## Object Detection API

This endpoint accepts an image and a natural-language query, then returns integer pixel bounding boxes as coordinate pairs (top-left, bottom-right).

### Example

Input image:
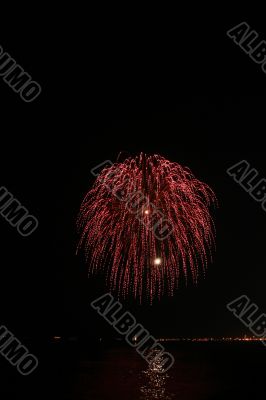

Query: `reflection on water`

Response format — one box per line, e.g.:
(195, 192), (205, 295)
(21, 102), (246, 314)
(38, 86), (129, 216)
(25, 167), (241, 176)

(69, 343), (266, 399)
(139, 353), (174, 399)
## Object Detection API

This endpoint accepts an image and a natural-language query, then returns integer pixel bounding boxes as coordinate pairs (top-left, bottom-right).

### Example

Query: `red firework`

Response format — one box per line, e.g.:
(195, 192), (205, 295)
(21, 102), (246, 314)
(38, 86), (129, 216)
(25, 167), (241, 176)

(77, 153), (217, 303)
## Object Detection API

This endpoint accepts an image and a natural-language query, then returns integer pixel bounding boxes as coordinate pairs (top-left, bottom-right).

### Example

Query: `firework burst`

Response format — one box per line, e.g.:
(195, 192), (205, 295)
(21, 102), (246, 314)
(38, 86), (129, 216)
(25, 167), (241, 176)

(77, 153), (217, 303)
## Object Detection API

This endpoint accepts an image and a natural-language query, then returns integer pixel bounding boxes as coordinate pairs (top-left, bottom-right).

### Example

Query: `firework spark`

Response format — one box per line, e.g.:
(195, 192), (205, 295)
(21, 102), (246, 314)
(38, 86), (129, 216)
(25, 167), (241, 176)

(77, 153), (217, 303)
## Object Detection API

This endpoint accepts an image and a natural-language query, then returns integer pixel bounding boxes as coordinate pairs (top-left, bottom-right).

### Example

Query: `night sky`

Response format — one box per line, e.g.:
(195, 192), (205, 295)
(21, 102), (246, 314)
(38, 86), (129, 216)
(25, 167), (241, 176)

(1, 16), (266, 345)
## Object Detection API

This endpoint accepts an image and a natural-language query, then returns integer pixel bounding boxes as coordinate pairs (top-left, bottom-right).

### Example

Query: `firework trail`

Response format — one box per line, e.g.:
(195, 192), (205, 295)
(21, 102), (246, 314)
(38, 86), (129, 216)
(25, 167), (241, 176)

(77, 153), (217, 303)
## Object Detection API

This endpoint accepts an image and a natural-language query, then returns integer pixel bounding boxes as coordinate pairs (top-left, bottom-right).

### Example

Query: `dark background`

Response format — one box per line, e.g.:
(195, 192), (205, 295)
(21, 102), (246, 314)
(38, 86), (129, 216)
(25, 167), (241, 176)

(0, 13), (266, 399)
